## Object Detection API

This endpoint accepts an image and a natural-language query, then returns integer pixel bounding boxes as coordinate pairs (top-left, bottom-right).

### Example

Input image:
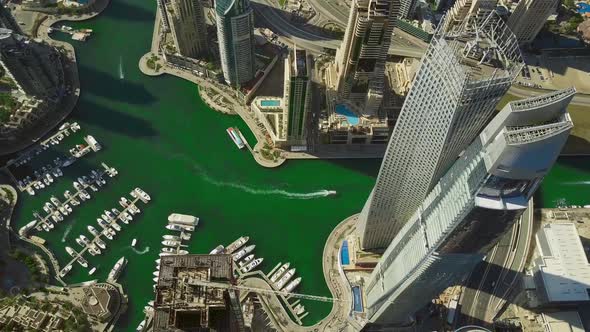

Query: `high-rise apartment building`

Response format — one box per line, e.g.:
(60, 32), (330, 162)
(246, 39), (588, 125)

(335, 0), (398, 116)
(166, 0), (208, 58)
(399, 0), (416, 19)
(449, 0), (497, 24)
(507, 0), (558, 44)
(215, 0), (256, 86)
(364, 88), (575, 328)
(284, 48), (312, 146)
(357, 13), (523, 249)
(156, 0), (170, 33)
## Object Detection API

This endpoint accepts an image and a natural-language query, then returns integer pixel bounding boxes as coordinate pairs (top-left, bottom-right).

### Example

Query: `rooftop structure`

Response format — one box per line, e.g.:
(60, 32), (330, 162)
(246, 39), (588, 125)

(153, 254), (244, 331)
(356, 12), (523, 250)
(363, 88), (574, 327)
(542, 311), (585, 332)
(533, 223), (590, 304)
(283, 47), (311, 146)
(449, 0), (498, 25)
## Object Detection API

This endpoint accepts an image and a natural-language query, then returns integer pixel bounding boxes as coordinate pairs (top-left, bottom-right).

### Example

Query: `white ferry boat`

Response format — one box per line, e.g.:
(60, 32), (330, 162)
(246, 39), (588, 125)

(108, 257), (127, 282)
(226, 127), (245, 149)
(270, 263), (290, 283)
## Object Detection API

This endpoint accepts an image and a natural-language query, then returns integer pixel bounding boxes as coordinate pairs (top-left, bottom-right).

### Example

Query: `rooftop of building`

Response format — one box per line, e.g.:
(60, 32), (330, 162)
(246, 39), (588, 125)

(535, 223), (590, 303)
(542, 311), (585, 332)
(290, 48), (307, 78)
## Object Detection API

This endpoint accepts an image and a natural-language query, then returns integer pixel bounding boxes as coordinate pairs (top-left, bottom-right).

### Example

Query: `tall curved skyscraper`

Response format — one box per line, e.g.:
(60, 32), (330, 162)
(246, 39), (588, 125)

(215, 0), (256, 86)
(357, 13), (524, 249)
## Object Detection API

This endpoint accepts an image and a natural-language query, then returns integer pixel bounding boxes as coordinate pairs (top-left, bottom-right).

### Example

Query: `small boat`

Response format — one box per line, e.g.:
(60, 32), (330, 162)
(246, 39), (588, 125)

(77, 257), (88, 268)
(239, 254), (255, 267)
(73, 181), (82, 191)
(105, 210), (115, 220)
(79, 235), (90, 246)
(131, 238), (137, 247)
(241, 258), (263, 273)
(89, 184), (98, 192)
(166, 224), (194, 232)
(163, 235), (180, 241)
(111, 208), (120, 216)
(110, 222), (121, 232)
(270, 263), (290, 283)
(180, 232), (191, 241)
(70, 198), (80, 206)
(42, 223), (50, 232)
(108, 257), (127, 282)
(88, 267), (97, 275)
(101, 213), (110, 221)
(50, 196), (60, 206)
(65, 246), (77, 257)
(58, 206), (68, 216)
(102, 230), (114, 240)
(119, 197), (129, 208)
(162, 240), (181, 247)
(64, 204), (72, 213)
(88, 225), (100, 237)
(97, 218), (109, 229)
(26, 187), (35, 196)
(107, 228), (116, 238)
(283, 277), (302, 292)
(135, 187), (151, 201)
(153, 277), (159, 283)
(76, 238), (85, 247)
(136, 319), (146, 332)
(95, 238), (106, 249)
(153, 271), (159, 277)
(294, 304), (305, 315)
(159, 252), (174, 257)
(59, 265), (72, 278)
(232, 245), (255, 261)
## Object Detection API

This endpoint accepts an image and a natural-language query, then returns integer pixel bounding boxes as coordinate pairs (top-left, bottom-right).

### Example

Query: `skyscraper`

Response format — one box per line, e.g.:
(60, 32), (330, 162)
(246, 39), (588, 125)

(449, 0), (497, 24)
(364, 87), (575, 328)
(507, 0), (558, 44)
(166, 0), (207, 58)
(357, 13), (523, 249)
(156, 0), (170, 33)
(399, 0), (416, 19)
(215, 0), (256, 86)
(284, 47), (312, 146)
(335, 0), (398, 116)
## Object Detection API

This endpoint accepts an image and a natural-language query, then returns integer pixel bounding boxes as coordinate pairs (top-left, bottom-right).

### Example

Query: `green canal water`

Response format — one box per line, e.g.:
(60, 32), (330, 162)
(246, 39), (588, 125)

(8, 0), (589, 330)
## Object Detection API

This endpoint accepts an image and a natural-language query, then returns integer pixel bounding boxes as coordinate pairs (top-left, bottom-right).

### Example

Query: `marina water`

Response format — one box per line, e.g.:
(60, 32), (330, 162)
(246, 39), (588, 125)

(8, 0), (586, 330)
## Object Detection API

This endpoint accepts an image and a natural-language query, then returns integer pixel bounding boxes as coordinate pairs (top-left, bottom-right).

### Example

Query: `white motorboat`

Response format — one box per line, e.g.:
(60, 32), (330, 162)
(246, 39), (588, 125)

(95, 238), (107, 250)
(110, 222), (121, 232)
(166, 223), (194, 232)
(88, 225), (100, 237)
(241, 258), (263, 273)
(270, 263), (290, 283)
(283, 277), (302, 292)
(97, 218), (109, 229)
(162, 235), (180, 241)
(275, 268), (296, 289)
(232, 245), (255, 261)
(108, 257), (127, 282)
(135, 187), (151, 201)
(239, 254), (254, 267)
(131, 238), (137, 247)
(59, 265), (72, 278)
(162, 240), (181, 247)
(88, 267), (97, 275)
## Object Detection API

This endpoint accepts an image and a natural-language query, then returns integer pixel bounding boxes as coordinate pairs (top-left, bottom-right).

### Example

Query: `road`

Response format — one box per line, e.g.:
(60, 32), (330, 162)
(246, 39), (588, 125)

(458, 200), (534, 327)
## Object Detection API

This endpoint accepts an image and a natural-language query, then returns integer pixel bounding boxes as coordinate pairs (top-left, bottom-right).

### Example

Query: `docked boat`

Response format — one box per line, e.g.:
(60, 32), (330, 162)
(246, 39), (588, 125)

(131, 238), (137, 247)
(65, 246), (77, 257)
(110, 222), (121, 232)
(136, 319), (146, 332)
(106, 228), (116, 239)
(89, 184), (98, 192)
(239, 254), (255, 267)
(159, 252), (174, 257)
(210, 245), (225, 255)
(50, 196), (60, 207)
(88, 225), (100, 237)
(111, 208), (121, 216)
(76, 238), (86, 247)
(64, 204), (72, 213)
(162, 240), (181, 247)
(97, 218), (109, 229)
(225, 236), (249, 254)
(88, 244), (101, 256)
(58, 206), (68, 216)
(294, 304), (305, 315)
(135, 187), (151, 201)
(166, 223), (194, 232)
(88, 267), (97, 275)
(180, 232), (191, 241)
(163, 235), (180, 241)
(283, 277), (302, 292)
(129, 205), (140, 214)
(73, 181), (82, 191)
(119, 197), (129, 208)
(108, 257), (127, 282)
(41, 223), (50, 232)
(95, 238), (106, 250)
(59, 265), (72, 278)
(101, 213), (110, 222)
(79, 235), (90, 246)
(103, 230), (114, 240)
(77, 257), (88, 268)
(227, 127), (245, 149)
(241, 258), (263, 273)
(232, 245), (255, 261)
(275, 268), (296, 289)
(105, 210), (115, 220)
(167, 213), (198, 226)
(270, 263), (290, 283)
(26, 187), (35, 196)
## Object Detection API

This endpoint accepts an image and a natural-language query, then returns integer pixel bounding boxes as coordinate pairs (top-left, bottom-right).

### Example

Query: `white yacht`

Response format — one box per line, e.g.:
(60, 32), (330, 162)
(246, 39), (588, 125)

(108, 257), (127, 282)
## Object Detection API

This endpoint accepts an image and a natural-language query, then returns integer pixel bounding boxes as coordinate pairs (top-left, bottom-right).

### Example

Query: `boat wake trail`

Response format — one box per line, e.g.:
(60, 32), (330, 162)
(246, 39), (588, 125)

(202, 174), (336, 199)
(118, 56), (125, 80)
(61, 220), (75, 242)
(132, 246), (150, 255)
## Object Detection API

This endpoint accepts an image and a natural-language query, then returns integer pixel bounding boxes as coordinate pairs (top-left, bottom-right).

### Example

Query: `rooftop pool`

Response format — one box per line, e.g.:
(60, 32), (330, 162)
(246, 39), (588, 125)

(260, 99), (281, 107)
(335, 104), (359, 126)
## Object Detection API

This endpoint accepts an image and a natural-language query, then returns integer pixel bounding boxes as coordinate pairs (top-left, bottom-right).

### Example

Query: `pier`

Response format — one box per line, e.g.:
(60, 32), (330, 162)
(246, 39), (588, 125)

(60, 192), (146, 276)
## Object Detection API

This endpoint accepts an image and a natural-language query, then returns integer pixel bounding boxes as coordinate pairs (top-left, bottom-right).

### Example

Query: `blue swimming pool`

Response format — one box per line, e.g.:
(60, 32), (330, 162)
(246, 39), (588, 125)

(578, 3), (590, 14)
(335, 104), (359, 126)
(341, 240), (350, 265)
(260, 99), (281, 107)
(352, 286), (363, 312)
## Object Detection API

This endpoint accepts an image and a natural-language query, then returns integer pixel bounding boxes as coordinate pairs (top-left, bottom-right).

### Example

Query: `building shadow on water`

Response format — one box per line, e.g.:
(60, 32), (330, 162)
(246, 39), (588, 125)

(104, 0), (155, 23)
(73, 100), (159, 138)
(77, 64), (157, 106)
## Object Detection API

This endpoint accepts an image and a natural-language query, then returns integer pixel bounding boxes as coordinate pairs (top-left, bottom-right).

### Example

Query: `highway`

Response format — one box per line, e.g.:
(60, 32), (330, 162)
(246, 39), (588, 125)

(457, 200), (534, 327)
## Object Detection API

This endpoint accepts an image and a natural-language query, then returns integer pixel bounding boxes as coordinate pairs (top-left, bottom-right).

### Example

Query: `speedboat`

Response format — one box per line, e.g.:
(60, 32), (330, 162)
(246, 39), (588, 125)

(79, 235), (90, 246)
(88, 267), (97, 275)
(77, 257), (88, 268)
(42, 223), (50, 232)
(153, 271), (160, 277)
(111, 208), (120, 216)
(239, 254), (254, 267)
(270, 263), (290, 283)
(166, 224), (194, 232)
(159, 252), (174, 257)
(88, 225), (100, 237)
(130, 190), (137, 199)
(136, 319), (146, 332)
(70, 198), (80, 206)
(27, 187), (35, 196)
(97, 218), (109, 229)
(59, 264), (72, 278)
(283, 277), (302, 292)
(105, 210), (115, 220)
(101, 213), (110, 221)
(65, 204), (72, 213)
(119, 197), (129, 208)
(110, 222), (121, 232)
(294, 304), (305, 315)
(107, 228), (116, 238)
(64, 190), (72, 198)
(95, 238), (106, 250)
(59, 206), (68, 216)
(73, 181), (82, 191)
(162, 240), (181, 247)
(241, 258), (263, 273)
(135, 187), (151, 201)
(65, 246), (77, 257)
(50, 196), (60, 207)
(180, 232), (191, 241)
(88, 246), (100, 256)
(89, 184), (98, 192)
(102, 230), (114, 240)
(131, 238), (137, 247)
(76, 237), (85, 247)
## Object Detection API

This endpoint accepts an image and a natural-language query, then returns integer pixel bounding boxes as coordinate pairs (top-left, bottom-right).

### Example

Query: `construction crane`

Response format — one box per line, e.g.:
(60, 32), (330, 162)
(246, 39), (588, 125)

(172, 277), (341, 303)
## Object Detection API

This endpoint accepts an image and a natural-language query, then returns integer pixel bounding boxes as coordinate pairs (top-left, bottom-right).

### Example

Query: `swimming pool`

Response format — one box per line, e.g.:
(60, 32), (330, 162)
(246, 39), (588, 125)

(340, 240), (350, 265)
(335, 104), (359, 126)
(260, 99), (281, 107)
(578, 3), (589, 14)
(352, 286), (363, 312)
